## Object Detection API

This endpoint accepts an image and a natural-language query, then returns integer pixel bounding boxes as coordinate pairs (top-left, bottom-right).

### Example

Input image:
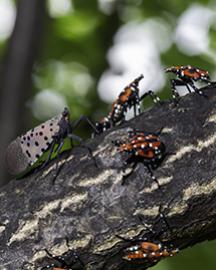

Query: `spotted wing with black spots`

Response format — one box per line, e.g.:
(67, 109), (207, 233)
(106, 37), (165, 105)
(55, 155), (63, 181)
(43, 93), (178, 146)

(5, 114), (62, 175)
(20, 115), (61, 165)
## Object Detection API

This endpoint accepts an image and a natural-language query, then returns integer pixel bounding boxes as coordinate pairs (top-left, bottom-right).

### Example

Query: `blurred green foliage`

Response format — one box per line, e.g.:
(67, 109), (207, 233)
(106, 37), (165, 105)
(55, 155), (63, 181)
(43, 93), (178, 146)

(33, 0), (216, 129)
(2, 0), (216, 269)
(153, 240), (216, 270)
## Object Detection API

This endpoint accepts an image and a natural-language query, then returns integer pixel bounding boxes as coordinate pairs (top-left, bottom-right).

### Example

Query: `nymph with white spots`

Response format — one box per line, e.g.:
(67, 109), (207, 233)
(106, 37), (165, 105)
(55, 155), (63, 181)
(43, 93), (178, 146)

(117, 235), (178, 263)
(88, 75), (161, 136)
(41, 248), (83, 270)
(165, 65), (212, 100)
(5, 108), (82, 176)
(114, 129), (166, 183)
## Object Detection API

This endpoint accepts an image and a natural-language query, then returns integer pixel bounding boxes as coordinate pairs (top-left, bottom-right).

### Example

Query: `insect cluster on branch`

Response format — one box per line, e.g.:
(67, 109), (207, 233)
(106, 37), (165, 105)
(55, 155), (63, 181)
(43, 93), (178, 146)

(5, 65), (214, 270)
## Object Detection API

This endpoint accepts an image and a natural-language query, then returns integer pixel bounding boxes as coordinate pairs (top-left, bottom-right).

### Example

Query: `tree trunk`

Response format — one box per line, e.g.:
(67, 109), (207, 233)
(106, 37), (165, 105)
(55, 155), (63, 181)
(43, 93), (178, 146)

(0, 0), (46, 186)
(0, 86), (216, 270)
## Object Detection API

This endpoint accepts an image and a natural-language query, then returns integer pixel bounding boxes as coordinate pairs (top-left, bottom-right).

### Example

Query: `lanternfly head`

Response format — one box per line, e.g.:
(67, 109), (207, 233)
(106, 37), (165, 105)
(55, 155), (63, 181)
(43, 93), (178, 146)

(129, 74), (144, 89)
(165, 66), (178, 74)
(134, 74), (144, 85)
(201, 70), (210, 80)
(5, 137), (29, 176)
(62, 107), (70, 121)
(62, 107), (69, 117)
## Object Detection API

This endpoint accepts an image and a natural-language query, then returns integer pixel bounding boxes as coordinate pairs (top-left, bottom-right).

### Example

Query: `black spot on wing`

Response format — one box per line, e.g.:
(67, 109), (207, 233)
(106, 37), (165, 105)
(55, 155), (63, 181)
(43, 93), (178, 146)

(26, 150), (31, 158)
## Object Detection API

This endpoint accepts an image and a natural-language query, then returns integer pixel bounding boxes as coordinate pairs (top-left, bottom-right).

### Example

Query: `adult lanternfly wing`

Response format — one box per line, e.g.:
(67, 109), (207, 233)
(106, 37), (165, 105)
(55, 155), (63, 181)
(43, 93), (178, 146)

(5, 109), (69, 176)
(20, 115), (61, 166)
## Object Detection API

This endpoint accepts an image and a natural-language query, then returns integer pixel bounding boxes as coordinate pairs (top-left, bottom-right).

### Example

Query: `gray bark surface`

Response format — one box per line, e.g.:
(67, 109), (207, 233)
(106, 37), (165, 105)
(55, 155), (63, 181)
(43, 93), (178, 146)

(0, 86), (216, 270)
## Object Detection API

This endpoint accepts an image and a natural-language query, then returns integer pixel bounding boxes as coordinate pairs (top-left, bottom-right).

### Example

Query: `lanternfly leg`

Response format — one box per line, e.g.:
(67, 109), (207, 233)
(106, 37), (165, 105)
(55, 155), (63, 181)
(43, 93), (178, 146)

(73, 115), (100, 134)
(155, 127), (164, 136)
(145, 164), (160, 188)
(140, 90), (161, 105)
(44, 249), (66, 265)
(55, 139), (65, 155)
(67, 133), (82, 143)
(158, 205), (173, 234)
(122, 162), (137, 185)
(133, 102), (137, 117)
(67, 127), (82, 147)
(188, 81), (207, 98)
(137, 215), (154, 235)
(133, 96), (141, 116)
(170, 79), (183, 100)
(38, 138), (57, 171)
(42, 248), (84, 269)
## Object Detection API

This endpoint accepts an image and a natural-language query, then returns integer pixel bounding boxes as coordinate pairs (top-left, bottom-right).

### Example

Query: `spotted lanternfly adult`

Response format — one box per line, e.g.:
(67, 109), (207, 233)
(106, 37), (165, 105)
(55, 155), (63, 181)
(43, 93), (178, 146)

(114, 128), (166, 184)
(165, 65), (211, 100)
(117, 235), (178, 264)
(83, 75), (161, 136)
(41, 248), (84, 270)
(5, 108), (83, 176)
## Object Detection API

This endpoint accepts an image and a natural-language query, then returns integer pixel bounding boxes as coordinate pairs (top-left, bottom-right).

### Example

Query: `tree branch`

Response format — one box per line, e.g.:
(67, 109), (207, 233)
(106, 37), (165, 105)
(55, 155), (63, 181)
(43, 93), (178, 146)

(1, 86), (216, 270)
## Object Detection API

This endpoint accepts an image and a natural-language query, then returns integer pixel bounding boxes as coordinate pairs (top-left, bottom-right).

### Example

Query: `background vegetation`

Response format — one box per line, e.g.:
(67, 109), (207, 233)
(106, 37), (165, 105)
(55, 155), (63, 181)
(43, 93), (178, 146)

(0, 0), (215, 269)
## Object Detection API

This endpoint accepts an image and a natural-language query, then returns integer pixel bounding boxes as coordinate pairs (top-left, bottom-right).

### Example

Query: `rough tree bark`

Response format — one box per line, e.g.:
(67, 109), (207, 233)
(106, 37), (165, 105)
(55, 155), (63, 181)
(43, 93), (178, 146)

(0, 86), (216, 270)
